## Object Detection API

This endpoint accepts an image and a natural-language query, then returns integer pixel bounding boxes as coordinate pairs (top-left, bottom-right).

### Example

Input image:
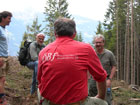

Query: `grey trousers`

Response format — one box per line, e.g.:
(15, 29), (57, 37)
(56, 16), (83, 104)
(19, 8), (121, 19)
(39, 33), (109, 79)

(89, 78), (112, 105)
(37, 89), (108, 105)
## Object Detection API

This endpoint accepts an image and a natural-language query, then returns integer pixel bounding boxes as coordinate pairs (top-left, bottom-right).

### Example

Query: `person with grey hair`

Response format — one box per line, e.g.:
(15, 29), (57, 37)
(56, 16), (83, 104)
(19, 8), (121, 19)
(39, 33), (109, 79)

(37, 18), (108, 105)
(0, 11), (12, 105)
(89, 34), (116, 105)
(26, 33), (45, 97)
(93, 34), (105, 43)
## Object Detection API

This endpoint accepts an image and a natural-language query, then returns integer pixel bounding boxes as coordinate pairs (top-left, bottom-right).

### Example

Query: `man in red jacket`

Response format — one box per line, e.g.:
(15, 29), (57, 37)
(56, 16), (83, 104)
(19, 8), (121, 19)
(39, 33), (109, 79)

(37, 17), (108, 105)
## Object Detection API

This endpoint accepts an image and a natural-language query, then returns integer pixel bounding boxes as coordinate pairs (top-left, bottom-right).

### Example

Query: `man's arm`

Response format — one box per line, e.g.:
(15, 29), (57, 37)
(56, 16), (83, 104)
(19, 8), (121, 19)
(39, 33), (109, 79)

(109, 51), (117, 80)
(107, 66), (116, 87)
(87, 45), (107, 100)
(109, 66), (116, 80)
(30, 42), (38, 61)
(96, 80), (106, 100)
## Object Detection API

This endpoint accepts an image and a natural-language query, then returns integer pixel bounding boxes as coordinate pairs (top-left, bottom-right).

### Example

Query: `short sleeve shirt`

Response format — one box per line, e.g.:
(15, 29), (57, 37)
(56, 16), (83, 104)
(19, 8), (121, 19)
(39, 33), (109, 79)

(0, 26), (8, 57)
(96, 49), (116, 75)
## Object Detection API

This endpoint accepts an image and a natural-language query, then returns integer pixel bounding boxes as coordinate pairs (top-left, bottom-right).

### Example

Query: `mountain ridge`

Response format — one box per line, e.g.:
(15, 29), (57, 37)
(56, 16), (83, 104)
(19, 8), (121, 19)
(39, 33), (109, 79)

(7, 14), (98, 56)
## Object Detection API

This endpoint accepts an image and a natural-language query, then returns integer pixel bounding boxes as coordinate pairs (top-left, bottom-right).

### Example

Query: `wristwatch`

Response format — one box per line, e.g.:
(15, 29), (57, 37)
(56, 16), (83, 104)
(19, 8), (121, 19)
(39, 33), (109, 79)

(108, 77), (112, 80)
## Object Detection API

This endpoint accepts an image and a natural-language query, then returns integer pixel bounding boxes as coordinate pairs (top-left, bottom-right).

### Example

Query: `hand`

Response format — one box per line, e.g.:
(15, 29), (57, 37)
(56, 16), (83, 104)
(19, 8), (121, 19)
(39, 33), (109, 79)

(0, 58), (4, 67)
(93, 96), (108, 105)
(95, 94), (105, 100)
(106, 79), (111, 88)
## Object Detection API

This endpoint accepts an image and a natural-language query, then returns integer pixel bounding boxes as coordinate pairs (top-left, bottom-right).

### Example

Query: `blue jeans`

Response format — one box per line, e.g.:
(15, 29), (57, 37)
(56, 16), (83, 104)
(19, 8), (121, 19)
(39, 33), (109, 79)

(27, 61), (38, 95)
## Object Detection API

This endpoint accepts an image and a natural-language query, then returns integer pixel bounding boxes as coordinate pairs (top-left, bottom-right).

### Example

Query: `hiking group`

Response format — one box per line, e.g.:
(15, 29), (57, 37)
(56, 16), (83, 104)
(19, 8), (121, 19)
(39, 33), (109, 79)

(0, 11), (116, 105)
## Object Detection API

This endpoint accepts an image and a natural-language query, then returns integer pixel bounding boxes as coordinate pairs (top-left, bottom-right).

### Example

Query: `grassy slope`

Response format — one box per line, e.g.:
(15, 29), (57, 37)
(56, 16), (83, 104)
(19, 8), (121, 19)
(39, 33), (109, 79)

(112, 80), (140, 105)
(5, 57), (140, 105)
(5, 57), (38, 105)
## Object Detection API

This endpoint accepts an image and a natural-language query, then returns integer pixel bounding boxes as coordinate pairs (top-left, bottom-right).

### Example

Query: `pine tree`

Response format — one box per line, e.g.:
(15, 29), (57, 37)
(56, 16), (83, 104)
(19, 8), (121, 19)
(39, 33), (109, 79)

(133, 0), (140, 85)
(103, 0), (127, 80)
(44, 0), (72, 44)
(74, 32), (83, 42)
(95, 21), (103, 35)
(20, 17), (44, 47)
(103, 0), (140, 85)
(103, 0), (118, 54)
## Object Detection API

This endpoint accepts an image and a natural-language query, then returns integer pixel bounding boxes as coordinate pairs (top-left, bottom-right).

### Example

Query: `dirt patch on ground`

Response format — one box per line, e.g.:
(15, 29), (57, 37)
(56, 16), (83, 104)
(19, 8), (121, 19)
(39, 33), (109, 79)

(4, 57), (140, 105)
(5, 57), (38, 105)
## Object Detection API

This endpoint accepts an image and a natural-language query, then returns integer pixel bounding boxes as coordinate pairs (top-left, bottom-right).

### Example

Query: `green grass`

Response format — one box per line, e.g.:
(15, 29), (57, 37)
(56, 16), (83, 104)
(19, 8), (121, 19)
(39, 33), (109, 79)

(112, 80), (140, 105)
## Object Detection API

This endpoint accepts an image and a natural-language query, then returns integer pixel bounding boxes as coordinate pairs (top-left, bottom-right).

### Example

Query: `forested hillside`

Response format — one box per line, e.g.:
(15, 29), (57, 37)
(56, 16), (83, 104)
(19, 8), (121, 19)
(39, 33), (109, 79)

(5, 57), (140, 105)
(100, 0), (140, 86)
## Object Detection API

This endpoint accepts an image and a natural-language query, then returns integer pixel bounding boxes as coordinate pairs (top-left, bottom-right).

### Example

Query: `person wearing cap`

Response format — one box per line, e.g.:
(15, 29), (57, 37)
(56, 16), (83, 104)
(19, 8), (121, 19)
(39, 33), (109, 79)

(26, 33), (45, 96)
(0, 11), (12, 105)
(37, 18), (108, 105)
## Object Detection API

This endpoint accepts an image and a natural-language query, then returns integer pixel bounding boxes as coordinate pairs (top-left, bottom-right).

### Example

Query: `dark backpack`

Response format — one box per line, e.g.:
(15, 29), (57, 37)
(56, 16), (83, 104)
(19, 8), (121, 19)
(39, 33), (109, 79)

(18, 40), (32, 66)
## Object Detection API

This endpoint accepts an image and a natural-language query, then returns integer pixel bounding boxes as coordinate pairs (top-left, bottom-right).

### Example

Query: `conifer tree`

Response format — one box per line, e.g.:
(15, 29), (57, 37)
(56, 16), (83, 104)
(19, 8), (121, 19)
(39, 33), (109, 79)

(74, 32), (83, 42)
(20, 17), (44, 47)
(44, 0), (72, 43)
(103, 0), (140, 85)
(95, 21), (103, 35)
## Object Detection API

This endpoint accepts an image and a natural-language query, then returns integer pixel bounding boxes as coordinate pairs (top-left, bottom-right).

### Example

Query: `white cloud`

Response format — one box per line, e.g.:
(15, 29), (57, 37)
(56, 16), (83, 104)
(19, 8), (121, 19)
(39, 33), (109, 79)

(83, 32), (93, 38)
(14, 43), (20, 48)
(0, 0), (112, 22)
(0, 0), (46, 23)
(67, 0), (112, 21)
(13, 10), (40, 24)
(82, 32), (94, 43)
(75, 19), (90, 25)
(0, 0), (46, 13)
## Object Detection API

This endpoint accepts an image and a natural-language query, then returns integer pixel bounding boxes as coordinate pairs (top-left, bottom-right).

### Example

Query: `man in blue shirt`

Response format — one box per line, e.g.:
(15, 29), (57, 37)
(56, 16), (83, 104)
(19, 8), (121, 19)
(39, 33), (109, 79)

(0, 11), (12, 105)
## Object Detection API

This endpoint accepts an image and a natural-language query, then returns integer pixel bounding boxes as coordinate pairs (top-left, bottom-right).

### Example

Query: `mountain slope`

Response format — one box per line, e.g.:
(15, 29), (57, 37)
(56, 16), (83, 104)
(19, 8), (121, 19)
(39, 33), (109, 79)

(7, 14), (98, 56)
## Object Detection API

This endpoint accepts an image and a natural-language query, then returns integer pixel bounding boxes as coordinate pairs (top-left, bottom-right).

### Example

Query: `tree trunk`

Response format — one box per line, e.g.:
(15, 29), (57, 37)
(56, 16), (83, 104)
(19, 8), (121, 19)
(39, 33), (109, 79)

(116, 0), (119, 80)
(126, 0), (130, 84)
(131, 0), (135, 84)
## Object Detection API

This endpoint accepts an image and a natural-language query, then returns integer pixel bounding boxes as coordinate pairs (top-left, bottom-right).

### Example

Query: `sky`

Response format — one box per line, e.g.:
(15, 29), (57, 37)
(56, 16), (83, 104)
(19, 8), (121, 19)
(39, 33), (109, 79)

(1, 0), (112, 55)
(0, 0), (112, 22)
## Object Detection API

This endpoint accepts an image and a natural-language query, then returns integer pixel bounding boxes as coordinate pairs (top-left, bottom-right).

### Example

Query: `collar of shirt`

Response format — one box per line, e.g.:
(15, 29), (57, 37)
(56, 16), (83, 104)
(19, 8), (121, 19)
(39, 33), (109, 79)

(55, 36), (73, 43)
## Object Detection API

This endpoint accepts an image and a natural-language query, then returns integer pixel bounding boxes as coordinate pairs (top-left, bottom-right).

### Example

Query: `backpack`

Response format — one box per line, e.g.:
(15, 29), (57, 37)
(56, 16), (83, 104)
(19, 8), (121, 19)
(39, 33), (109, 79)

(18, 40), (32, 66)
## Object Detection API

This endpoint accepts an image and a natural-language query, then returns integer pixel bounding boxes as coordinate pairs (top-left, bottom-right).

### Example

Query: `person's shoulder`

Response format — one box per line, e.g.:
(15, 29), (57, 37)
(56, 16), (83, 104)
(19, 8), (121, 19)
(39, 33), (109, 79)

(105, 49), (112, 53)
(74, 40), (89, 45)
(73, 41), (94, 52)
(39, 42), (54, 56)
(30, 41), (36, 44)
(0, 27), (3, 34)
(105, 49), (114, 55)
(76, 41), (93, 48)
(42, 43), (46, 47)
(0, 26), (3, 30)
(28, 41), (36, 48)
(41, 41), (55, 50)
(0, 28), (1, 34)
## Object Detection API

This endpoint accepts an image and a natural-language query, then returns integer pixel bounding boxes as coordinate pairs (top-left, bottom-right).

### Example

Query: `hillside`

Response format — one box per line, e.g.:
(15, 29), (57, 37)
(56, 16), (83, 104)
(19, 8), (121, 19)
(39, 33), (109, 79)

(5, 57), (38, 105)
(4, 57), (140, 105)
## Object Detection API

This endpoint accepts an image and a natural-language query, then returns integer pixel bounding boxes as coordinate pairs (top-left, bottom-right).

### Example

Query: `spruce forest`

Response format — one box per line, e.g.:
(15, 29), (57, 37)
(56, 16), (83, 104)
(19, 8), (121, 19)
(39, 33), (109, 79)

(9, 0), (140, 105)
(21, 0), (140, 86)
